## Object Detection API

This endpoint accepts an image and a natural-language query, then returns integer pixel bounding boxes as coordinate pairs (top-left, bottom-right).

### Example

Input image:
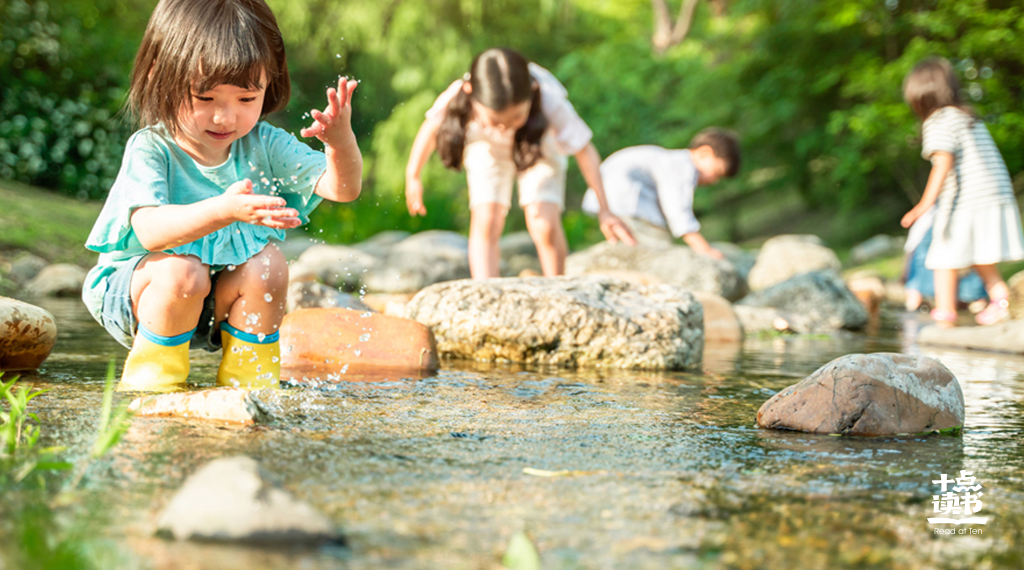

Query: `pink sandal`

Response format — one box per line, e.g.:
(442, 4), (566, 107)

(930, 309), (958, 326)
(975, 297), (1010, 326)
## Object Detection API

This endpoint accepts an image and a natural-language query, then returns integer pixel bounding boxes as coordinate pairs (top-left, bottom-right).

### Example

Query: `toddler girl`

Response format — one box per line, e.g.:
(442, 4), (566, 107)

(405, 47), (635, 278)
(901, 57), (1024, 326)
(83, 0), (362, 390)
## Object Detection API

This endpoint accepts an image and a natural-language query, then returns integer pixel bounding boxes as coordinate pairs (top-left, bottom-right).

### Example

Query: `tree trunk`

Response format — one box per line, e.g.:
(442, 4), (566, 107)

(651, 0), (700, 56)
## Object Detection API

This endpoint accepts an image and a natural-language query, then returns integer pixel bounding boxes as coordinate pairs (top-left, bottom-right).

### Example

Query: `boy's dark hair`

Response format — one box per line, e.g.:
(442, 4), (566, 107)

(128, 0), (290, 135)
(903, 57), (974, 122)
(689, 128), (741, 178)
(437, 47), (548, 172)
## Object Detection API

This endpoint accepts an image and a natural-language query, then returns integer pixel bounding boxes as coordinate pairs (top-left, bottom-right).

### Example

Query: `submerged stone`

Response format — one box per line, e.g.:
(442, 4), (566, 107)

(0, 296), (57, 371)
(405, 276), (703, 370)
(156, 456), (340, 544)
(280, 308), (439, 373)
(756, 353), (965, 436)
(918, 321), (1024, 354)
(692, 291), (742, 343)
(566, 241), (744, 301)
(128, 387), (273, 424)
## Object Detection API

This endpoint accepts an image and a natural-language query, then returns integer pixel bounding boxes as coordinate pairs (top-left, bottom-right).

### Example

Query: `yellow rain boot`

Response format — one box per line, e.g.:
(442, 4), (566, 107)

(217, 323), (280, 389)
(118, 326), (193, 391)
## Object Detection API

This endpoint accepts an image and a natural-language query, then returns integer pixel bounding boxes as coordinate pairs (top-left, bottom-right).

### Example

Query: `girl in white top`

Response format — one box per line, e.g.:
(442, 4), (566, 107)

(405, 47), (635, 278)
(900, 57), (1024, 326)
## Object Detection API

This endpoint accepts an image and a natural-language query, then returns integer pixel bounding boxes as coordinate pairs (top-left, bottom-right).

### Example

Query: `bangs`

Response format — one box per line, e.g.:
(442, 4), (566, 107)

(129, 0), (290, 134)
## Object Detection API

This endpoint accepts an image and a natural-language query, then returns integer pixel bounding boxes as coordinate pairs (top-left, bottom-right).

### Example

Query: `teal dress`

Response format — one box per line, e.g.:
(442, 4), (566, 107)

(82, 122), (327, 324)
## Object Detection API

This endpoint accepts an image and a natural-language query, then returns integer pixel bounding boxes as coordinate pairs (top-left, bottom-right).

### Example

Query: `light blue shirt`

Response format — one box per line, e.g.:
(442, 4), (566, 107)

(582, 146), (700, 237)
(82, 121), (327, 320)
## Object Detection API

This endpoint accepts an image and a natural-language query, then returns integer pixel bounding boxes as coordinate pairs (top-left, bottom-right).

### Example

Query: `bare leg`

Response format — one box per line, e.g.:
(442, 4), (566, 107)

(523, 201), (568, 277)
(131, 253), (210, 335)
(972, 264), (1010, 300)
(468, 203), (507, 279)
(933, 268), (958, 319)
(213, 243), (289, 335)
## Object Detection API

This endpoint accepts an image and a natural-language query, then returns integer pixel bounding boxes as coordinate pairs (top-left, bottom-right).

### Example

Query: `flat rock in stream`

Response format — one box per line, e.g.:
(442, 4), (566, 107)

(756, 353), (965, 436)
(566, 242), (744, 301)
(128, 388), (273, 424)
(156, 456), (339, 544)
(918, 321), (1024, 354)
(405, 276), (703, 370)
(737, 270), (868, 333)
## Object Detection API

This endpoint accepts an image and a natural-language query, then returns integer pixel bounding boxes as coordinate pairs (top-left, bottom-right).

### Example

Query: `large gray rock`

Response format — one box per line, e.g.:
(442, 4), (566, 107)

(363, 230), (471, 294)
(0, 296), (57, 370)
(291, 244), (380, 290)
(565, 242), (744, 301)
(286, 281), (371, 313)
(157, 456), (339, 544)
(23, 264), (87, 297)
(405, 276), (704, 370)
(500, 231), (542, 277)
(738, 271), (868, 333)
(1009, 270), (1024, 320)
(7, 253), (48, 285)
(850, 234), (905, 264)
(712, 242), (757, 281)
(757, 353), (965, 436)
(918, 321), (1024, 354)
(747, 235), (841, 291)
(351, 230), (411, 258)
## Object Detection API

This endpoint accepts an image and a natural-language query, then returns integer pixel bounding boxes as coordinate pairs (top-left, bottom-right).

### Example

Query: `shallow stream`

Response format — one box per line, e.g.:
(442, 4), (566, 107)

(2, 298), (1023, 569)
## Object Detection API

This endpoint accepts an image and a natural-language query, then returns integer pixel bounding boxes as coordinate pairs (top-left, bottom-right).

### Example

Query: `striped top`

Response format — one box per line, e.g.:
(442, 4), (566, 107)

(923, 107), (1015, 219)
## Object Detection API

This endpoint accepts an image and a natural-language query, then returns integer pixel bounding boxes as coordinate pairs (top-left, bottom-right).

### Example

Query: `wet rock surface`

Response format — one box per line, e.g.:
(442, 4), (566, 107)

(747, 234), (841, 291)
(290, 244), (380, 290)
(565, 242), (744, 301)
(127, 388), (273, 424)
(757, 353), (965, 436)
(156, 456), (339, 544)
(738, 270), (868, 333)
(692, 291), (743, 343)
(280, 308), (439, 374)
(0, 296), (57, 370)
(363, 230), (471, 294)
(918, 320), (1024, 354)
(405, 276), (704, 370)
(286, 281), (371, 313)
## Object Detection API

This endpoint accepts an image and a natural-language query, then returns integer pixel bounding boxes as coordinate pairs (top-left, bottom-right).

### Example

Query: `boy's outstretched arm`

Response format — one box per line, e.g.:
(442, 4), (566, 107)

(575, 143), (637, 246)
(303, 77), (363, 203)
(405, 116), (442, 216)
(682, 231), (724, 260)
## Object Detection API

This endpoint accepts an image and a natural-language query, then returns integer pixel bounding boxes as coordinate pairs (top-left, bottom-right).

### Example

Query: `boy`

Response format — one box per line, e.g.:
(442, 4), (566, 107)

(581, 128), (740, 257)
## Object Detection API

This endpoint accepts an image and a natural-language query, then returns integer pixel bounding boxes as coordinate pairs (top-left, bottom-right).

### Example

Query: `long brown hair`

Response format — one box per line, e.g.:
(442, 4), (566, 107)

(903, 57), (975, 122)
(437, 47), (548, 172)
(127, 0), (290, 135)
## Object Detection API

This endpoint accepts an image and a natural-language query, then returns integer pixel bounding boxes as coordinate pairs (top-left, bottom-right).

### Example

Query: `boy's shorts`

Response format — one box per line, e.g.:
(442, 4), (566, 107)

(463, 133), (567, 211)
(99, 256), (223, 351)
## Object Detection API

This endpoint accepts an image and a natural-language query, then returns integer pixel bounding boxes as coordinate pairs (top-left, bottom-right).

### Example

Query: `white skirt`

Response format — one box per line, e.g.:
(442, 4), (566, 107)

(926, 201), (1024, 269)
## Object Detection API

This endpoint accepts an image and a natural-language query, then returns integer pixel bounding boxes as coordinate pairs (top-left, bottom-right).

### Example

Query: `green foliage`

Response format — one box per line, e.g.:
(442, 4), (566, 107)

(502, 529), (541, 570)
(1, 374), (72, 486)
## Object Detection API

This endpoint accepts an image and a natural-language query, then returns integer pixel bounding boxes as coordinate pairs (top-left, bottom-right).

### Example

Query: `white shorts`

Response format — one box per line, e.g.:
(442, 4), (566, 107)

(463, 130), (567, 211)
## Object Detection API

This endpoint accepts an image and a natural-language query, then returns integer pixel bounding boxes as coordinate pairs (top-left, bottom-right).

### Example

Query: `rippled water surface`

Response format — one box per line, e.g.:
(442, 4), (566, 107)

(3, 299), (1023, 569)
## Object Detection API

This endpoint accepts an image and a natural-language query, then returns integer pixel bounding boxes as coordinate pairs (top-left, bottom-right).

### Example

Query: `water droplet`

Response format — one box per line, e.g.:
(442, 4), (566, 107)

(359, 333), (370, 342)
(354, 349), (361, 357)
(227, 265), (236, 271)
(257, 333), (266, 342)
(264, 293), (274, 302)
(361, 311), (372, 318)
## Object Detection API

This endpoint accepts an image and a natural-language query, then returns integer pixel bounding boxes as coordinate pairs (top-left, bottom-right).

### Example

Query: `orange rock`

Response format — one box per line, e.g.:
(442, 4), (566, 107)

(279, 309), (439, 376)
(692, 291), (743, 343)
(1, 297), (57, 371)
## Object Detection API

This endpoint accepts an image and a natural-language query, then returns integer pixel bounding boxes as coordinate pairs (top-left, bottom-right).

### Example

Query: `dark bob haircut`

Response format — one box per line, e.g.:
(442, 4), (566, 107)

(128, 0), (290, 135)
(689, 128), (741, 178)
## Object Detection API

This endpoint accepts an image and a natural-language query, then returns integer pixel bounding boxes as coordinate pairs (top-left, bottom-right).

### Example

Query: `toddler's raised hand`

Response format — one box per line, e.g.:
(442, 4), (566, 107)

(223, 179), (301, 229)
(301, 76), (358, 150)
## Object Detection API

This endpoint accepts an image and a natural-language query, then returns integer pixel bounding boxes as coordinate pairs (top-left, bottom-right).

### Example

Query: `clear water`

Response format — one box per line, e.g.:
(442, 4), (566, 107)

(3, 299), (1023, 569)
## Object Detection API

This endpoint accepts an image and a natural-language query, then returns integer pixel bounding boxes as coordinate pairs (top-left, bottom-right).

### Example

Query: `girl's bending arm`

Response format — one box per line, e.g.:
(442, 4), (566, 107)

(405, 117), (442, 216)
(303, 77), (363, 203)
(575, 143), (637, 245)
(131, 179), (298, 251)
(901, 151), (954, 228)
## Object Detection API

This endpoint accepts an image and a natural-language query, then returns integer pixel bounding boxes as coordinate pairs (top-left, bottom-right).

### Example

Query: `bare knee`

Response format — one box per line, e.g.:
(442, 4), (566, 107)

(142, 255), (211, 300)
(241, 244), (289, 294)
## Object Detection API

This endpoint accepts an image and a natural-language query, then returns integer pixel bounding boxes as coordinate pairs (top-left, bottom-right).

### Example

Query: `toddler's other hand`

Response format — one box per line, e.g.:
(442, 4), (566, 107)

(901, 207), (922, 229)
(703, 247), (726, 260)
(406, 178), (427, 216)
(301, 76), (358, 150)
(224, 179), (301, 229)
(598, 212), (637, 246)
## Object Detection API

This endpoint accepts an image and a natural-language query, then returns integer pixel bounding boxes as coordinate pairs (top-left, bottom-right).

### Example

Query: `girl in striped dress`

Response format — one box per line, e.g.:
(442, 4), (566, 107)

(900, 57), (1024, 326)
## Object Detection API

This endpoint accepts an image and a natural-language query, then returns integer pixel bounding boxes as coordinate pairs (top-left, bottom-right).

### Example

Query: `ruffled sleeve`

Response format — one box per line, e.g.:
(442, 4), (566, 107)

(529, 63), (593, 156)
(260, 122), (327, 221)
(84, 129), (170, 256)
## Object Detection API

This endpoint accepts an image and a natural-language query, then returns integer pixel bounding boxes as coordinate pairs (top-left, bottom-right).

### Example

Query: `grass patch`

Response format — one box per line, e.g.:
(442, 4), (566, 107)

(0, 179), (100, 266)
